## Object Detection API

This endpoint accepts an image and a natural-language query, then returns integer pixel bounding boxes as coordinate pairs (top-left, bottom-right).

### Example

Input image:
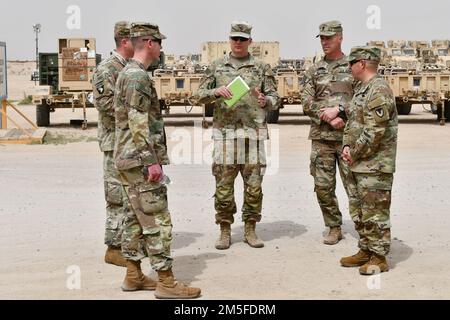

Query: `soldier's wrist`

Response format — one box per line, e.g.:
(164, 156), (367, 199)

(140, 150), (158, 166)
(338, 104), (347, 121)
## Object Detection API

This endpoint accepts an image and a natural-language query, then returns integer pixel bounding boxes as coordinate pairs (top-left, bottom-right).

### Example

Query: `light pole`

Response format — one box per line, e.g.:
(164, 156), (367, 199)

(33, 23), (41, 85)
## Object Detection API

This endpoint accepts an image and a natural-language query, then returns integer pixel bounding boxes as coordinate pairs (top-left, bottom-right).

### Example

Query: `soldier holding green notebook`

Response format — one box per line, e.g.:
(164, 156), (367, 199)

(197, 21), (280, 250)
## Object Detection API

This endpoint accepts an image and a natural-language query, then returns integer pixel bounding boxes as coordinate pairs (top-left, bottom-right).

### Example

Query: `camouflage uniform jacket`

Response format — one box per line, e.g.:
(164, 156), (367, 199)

(343, 75), (398, 173)
(197, 53), (280, 140)
(301, 55), (355, 141)
(93, 51), (127, 152)
(114, 59), (169, 171)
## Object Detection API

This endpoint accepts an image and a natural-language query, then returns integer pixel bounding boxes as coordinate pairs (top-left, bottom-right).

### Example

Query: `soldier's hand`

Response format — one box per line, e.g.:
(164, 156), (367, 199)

(320, 106), (339, 122)
(342, 146), (353, 165)
(255, 88), (267, 108)
(214, 86), (233, 99)
(330, 117), (345, 129)
(147, 164), (163, 183)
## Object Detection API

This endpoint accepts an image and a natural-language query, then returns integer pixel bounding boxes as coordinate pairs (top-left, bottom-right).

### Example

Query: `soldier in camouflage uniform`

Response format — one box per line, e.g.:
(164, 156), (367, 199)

(341, 46), (398, 275)
(301, 21), (360, 245)
(93, 21), (134, 267)
(197, 21), (280, 250)
(114, 22), (200, 299)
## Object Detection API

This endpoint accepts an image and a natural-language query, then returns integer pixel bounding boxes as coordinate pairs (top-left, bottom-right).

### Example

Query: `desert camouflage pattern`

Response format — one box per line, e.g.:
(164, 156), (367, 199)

(93, 51), (127, 152)
(310, 140), (360, 227)
(119, 167), (173, 271)
(130, 22), (166, 39)
(114, 59), (169, 171)
(212, 138), (266, 224)
(352, 172), (393, 256)
(114, 59), (172, 270)
(344, 74), (398, 256)
(102, 151), (129, 246)
(230, 21), (252, 38)
(114, 21), (131, 38)
(348, 46), (382, 64)
(197, 53), (278, 225)
(196, 53), (280, 140)
(302, 54), (358, 227)
(343, 75), (398, 173)
(93, 51), (128, 247)
(317, 20), (343, 37)
(301, 55), (355, 141)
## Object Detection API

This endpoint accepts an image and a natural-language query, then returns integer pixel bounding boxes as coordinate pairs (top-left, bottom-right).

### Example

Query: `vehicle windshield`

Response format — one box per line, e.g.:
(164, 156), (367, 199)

(403, 49), (415, 56)
(438, 49), (449, 56)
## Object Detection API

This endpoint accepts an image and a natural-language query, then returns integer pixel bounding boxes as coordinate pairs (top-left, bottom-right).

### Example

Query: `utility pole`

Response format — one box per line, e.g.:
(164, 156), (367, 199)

(32, 23), (41, 85)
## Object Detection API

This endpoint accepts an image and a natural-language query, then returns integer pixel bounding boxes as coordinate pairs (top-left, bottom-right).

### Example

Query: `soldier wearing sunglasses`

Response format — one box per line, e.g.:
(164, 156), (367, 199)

(197, 21), (280, 250)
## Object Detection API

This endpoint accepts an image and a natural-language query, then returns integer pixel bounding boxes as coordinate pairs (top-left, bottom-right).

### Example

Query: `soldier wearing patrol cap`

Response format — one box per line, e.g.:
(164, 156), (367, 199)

(93, 21), (134, 268)
(114, 22), (201, 299)
(197, 21), (280, 250)
(301, 21), (360, 245)
(341, 46), (398, 275)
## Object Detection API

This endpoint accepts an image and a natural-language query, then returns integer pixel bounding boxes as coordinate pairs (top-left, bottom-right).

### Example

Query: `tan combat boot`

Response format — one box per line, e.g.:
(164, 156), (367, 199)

(105, 245), (127, 267)
(154, 268), (201, 299)
(323, 226), (343, 245)
(340, 249), (371, 267)
(244, 221), (264, 248)
(215, 222), (231, 250)
(121, 260), (157, 291)
(359, 254), (389, 275)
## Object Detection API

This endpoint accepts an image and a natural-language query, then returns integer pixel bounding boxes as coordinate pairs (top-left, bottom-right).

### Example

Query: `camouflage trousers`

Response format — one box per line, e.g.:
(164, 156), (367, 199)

(351, 172), (393, 257)
(309, 140), (360, 228)
(103, 151), (128, 247)
(118, 166), (173, 271)
(212, 139), (266, 225)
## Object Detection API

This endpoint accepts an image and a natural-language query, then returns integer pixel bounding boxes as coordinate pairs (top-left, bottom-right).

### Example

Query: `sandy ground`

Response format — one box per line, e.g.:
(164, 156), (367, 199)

(1, 104), (450, 300)
(5, 61), (44, 102)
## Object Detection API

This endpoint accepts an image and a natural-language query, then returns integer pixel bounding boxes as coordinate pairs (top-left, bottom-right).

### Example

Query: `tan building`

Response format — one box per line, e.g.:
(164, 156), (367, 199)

(200, 41), (280, 67)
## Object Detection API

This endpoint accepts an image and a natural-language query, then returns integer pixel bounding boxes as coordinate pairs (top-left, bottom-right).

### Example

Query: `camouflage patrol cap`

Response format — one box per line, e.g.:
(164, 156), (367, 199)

(130, 22), (166, 40)
(114, 21), (131, 38)
(316, 20), (343, 38)
(348, 46), (381, 63)
(230, 21), (252, 39)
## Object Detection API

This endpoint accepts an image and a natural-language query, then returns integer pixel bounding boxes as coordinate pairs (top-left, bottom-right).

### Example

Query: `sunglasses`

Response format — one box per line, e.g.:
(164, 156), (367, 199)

(349, 60), (362, 66)
(142, 38), (162, 45)
(230, 36), (249, 42)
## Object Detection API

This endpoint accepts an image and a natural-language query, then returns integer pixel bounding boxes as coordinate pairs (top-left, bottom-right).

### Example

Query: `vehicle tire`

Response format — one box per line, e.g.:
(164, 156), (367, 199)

(396, 102), (412, 115)
(436, 101), (450, 122)
(36, 103), (50, 127)
(267, 108), (280, 124)
(159, 100), (167, 113)
(205, 103), (214, 117)
(431, 104), (438, 115)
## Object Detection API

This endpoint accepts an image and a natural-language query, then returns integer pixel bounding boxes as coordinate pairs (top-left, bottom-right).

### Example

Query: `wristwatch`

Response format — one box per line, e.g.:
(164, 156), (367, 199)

(338, 104), (347, 120)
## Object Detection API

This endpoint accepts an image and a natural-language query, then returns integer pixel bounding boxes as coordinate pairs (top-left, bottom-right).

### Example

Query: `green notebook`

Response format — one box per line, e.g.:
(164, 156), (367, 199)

(224, 76), (250, 107)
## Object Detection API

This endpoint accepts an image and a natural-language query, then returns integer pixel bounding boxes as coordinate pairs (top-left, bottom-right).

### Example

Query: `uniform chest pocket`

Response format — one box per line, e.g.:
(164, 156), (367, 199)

(315, 67), (328, 77)
(329, 81), (353, 95)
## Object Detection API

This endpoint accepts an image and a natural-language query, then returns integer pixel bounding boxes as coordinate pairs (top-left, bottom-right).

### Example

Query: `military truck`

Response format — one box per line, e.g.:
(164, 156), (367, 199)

(148, 52), (207, 115)
(430, 40), (450, 70)
(271, 64), (304, 123)
(383, 40), (419, 73)
(201, 41), (280, 68)
(32, 38), (101, 128)
(152, 68), (204, 114)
